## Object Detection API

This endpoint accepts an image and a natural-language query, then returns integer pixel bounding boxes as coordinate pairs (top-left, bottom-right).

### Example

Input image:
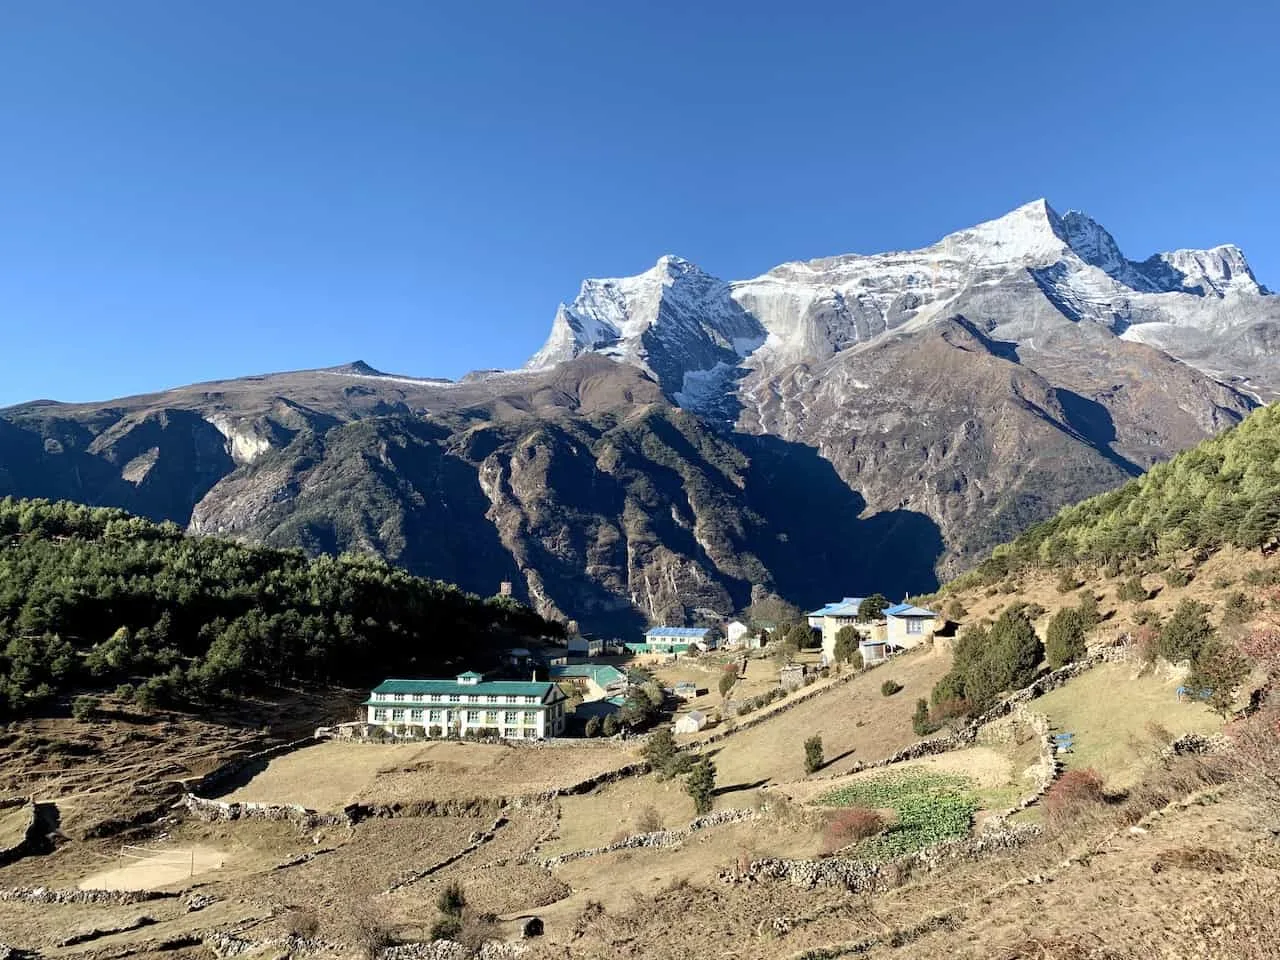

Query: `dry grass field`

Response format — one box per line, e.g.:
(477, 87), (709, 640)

(219, 738), (642, 808)
(1032, 661), (1223, 787)
(706, 645), (954, 789)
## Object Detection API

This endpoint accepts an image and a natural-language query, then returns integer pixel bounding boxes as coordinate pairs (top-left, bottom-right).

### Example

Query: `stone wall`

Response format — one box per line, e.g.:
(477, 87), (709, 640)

(0, 886), (176, 906)
(0, 799), (37, 867)
(720, 821), (1043, 891)
(185, 736), (320, 798)
(181, 794), (349, 831)
(530, 808), (759, 867)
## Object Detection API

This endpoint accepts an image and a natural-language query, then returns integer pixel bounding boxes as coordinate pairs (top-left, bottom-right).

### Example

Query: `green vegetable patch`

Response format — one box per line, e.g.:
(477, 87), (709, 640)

(818, 770), (979, 859)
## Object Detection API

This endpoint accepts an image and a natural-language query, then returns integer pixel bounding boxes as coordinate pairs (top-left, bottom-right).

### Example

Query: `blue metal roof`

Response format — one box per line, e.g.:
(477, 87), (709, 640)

(808, 597), (864, 617)
(885, 603), (936, 618)
(645, 626), (709, 638)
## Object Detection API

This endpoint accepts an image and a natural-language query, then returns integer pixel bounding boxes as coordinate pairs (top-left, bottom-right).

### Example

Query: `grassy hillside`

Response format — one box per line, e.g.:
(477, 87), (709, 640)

(0, 497), (560, 717)
(959, 402), (1280, 582)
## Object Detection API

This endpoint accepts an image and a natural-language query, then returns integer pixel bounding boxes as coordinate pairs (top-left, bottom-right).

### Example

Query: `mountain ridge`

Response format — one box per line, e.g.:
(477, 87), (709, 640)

(2, 200), (1274, 632)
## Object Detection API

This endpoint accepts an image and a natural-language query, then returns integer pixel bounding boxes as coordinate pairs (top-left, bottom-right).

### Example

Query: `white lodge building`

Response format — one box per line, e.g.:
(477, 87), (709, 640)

(363, 672), (568, 740)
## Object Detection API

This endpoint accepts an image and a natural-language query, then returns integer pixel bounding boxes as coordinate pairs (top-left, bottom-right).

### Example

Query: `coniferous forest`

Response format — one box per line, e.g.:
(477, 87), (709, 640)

(0, 497), (560, 717)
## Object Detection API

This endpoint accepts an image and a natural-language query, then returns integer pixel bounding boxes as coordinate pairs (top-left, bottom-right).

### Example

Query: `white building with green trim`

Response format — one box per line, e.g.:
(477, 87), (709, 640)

(363, 671), (568, 740)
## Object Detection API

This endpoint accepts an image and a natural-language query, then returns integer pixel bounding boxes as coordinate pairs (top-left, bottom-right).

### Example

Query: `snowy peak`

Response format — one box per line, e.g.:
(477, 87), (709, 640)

(524, 200), (1273, 412)
(937, 198), (1071, 264)
(1139, 245), (1264, 297)
(526, 254), (723, 371)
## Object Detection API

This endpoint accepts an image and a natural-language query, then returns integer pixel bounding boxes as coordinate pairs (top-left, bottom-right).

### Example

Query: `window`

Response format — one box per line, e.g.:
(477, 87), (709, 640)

(487, 695), (499, 703)
(485, 711), (499, 724)
(391, 709), (403, 722)
(906, 619), (923, 635)
(409, 709), (423, 722)
(522, 712), (536, 725)
(526, 696), (538, 704)
(373, 709), (387, 721)
(503, 729), (517, 739)
(448, 695), (460, 703)
(504, 711), (518, 724)
(466, 710), (480, 723)
(394, 693), (405, 702)
(429, 710), (441, 723)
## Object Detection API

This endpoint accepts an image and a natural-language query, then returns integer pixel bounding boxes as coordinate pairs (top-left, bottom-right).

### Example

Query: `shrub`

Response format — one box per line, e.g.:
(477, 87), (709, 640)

(1186, 640), (1250, 718)
(584, 716), (601, 738)
(601, 714), (620, 737)
(1164, 567), (1191, 589)
(429, 916), (462, 942)
(911, 697), (939, 736)
(113, 682), (135, 702)
(833, 625), (860, 664)
(944, 598), (966, 621)
(1055, 570), (1079, 594)
(1076, 592), (1101, 630)
(1223, 591), (1260, 627)
(437, 881), (466, 917)
(823, 807), (884, 852)
(880, 679), (903, 697)
(1211, 575), (1235, 590)
(1045, 608), (1086, 669)
(71, 694), (99, 722)
(1244, 567), (1280, 587)
(685, 758), (716, 815)
(1117, 575), (1148, 603)
(635, 806), (662, 833)
(718, 668), (737, 699)
(1159, 600), (1215, 662)
(804, 734), (824, 774)
(1042, 767), (1106, 829)
(287, 908), (321, 939)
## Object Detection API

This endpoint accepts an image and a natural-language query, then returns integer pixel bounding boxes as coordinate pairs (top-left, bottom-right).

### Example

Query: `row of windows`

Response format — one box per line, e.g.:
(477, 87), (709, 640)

(372, 708), (544, 725)
(384, 692), (540, 705)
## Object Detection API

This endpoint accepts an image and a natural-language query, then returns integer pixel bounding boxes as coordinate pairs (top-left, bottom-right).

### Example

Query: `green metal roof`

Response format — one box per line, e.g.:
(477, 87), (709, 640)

(368, 678), (560, 701)
(549, 664), (627, 687)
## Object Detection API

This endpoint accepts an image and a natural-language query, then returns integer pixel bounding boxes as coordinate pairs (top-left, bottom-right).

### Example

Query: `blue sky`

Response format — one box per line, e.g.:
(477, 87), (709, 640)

(1, 0), (1276, 405)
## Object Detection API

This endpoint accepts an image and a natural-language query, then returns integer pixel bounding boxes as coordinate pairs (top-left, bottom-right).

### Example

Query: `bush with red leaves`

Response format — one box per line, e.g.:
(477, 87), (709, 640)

(823, 806), (884, 853)
(1042, 767), (1106, 829)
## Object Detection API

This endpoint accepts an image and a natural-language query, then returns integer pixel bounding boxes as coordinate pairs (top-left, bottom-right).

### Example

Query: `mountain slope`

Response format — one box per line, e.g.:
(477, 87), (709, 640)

(1, 200), (1273, 630)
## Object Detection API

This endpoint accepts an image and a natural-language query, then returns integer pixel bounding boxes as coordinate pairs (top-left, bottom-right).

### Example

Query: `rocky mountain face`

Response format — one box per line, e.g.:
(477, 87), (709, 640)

(2, 201), (1275, 632)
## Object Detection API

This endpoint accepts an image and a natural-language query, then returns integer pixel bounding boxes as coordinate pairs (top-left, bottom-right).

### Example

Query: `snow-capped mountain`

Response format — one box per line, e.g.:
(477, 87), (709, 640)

(528, 199), (1279, 409)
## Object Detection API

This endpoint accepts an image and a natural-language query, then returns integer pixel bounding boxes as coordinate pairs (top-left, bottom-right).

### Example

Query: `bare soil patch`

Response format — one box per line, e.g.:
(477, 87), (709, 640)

(79, 843), (229, 891)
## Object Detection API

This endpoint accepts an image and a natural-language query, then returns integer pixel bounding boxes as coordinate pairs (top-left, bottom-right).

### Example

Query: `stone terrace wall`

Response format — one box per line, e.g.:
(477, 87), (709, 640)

(0, 799), (37, 867)
(185, 736), (320, 798)
(721, 821), (1043, 891)
(0, 886), (176, 906)
(529, 808), (759, 867)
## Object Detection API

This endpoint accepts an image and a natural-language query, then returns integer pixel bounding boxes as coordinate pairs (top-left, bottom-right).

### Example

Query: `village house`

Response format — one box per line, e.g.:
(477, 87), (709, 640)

(549, 663), (627, 700)
(885, 603), (940, 648)
(809, 598), (875, 662)
(724, 620), (750, 646)
(673, 710), (707, 734)
(625, 626), (709, 655)
(673, 680), (701, 700)
(567, 634), (604, 658)
(363, 672), (567, 740)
